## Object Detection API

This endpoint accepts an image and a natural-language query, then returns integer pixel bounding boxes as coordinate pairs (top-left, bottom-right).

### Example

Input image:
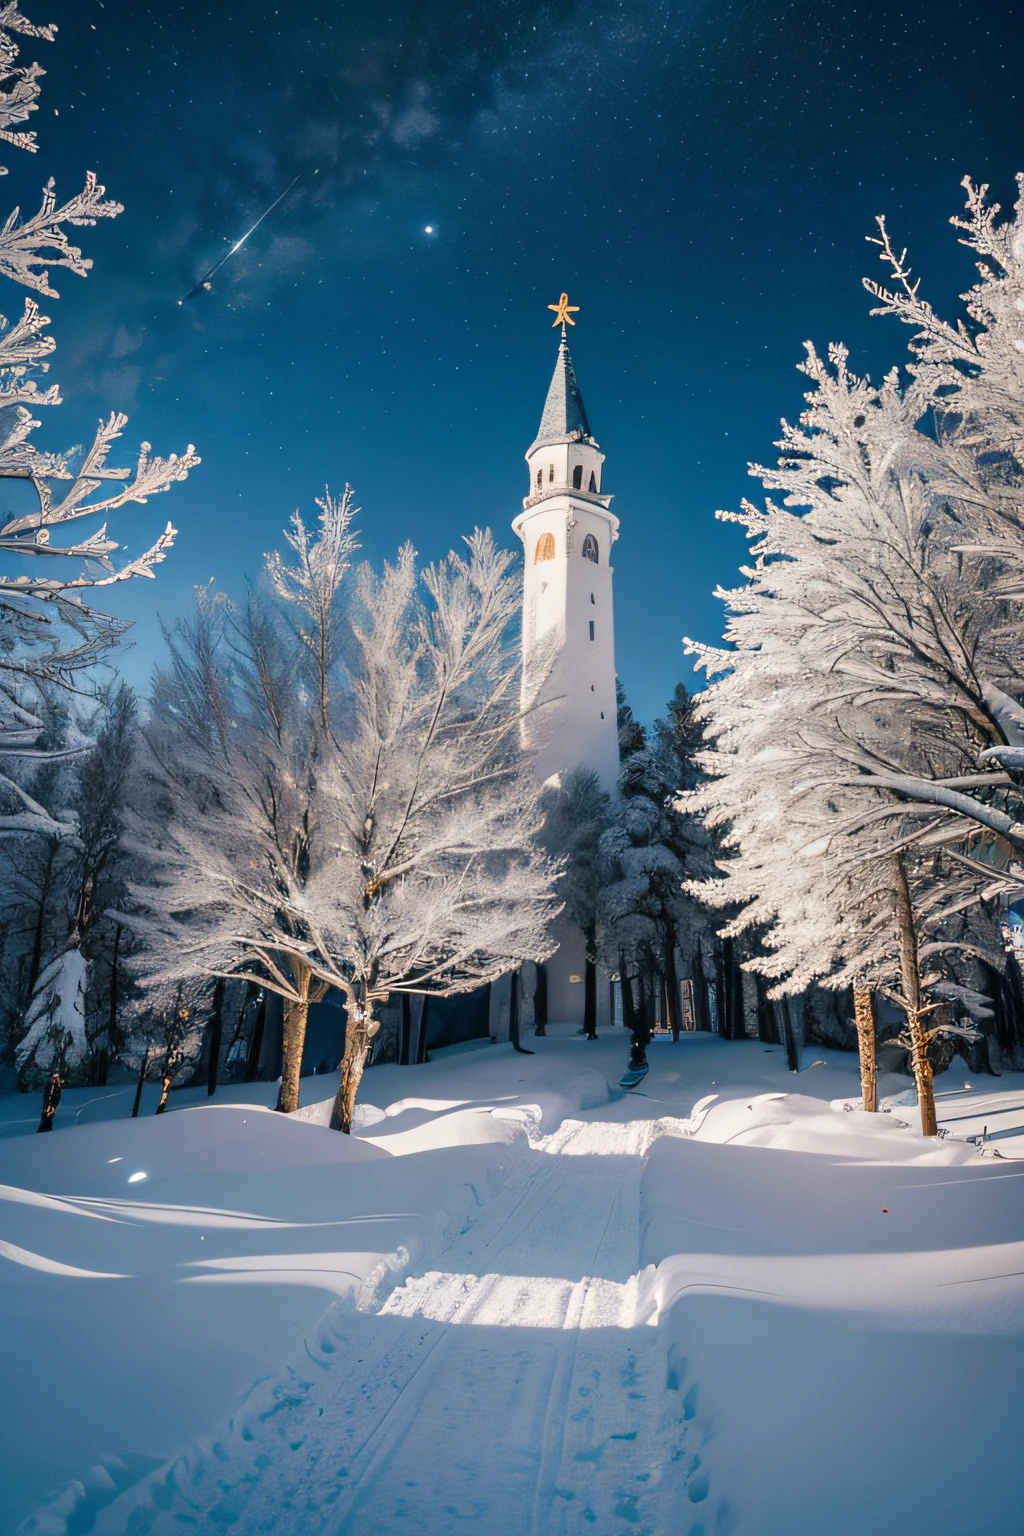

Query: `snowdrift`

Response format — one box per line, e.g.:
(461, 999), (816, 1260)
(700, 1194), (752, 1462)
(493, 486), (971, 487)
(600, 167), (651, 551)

(5, 1033), (1024, 1535)
(0, 1091), (523, 1534)
(640, 1083), (1024, 1536)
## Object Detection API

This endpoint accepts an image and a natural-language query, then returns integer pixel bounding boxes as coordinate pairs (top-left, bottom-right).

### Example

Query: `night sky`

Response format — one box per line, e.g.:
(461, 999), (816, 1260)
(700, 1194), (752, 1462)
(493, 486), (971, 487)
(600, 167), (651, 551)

(14, 0), (1024, 722)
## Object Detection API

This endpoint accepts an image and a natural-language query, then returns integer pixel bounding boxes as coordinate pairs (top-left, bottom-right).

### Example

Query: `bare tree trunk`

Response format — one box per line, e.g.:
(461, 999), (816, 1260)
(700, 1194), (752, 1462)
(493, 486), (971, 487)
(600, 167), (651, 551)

(37, 1070), (61, 1132)
(583, 923), (598, 1039)
(663, 920), (681, 1040)
(894, 857), (937, 1136)
(276, 959), (312, 1114)
(906, 1008), (937, 1136)
(100, 922), (122, 1088)
(853, 982), (877, 1112)
(774, 999), (799, 1072)
(27, 839), (56, 1001)
(331, 992), (378, 1133)
(510, 969), (533, 1054)
(245, 989), (267, 1082)
(718, 940), (731, 1038)
(619, 952), (637, 1033)
(207, 977), (224, 1097)
(399, 993), (411, 1065)
(156, 1072), (172, 1114)
(415, 994), (431, 1064)
(131, 1048), (149, 1118)
(692, 939), (710, 1032)
(533, 964), (547, 1037)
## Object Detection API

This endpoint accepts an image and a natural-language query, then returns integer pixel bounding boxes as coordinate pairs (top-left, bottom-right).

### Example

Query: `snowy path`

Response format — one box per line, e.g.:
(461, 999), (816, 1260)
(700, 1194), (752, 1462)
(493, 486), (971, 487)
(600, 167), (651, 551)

(99, 1117), (709, 1535)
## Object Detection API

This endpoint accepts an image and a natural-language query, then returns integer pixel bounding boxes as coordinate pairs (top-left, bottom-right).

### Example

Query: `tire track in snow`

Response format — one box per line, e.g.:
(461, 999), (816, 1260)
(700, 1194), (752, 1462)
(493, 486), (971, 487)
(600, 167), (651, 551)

(88, 1118), (715, 1535)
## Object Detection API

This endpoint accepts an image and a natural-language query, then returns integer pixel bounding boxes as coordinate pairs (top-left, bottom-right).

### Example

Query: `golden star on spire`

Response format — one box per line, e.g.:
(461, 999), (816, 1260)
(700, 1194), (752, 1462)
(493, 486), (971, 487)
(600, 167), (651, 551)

(548, 292), (579, 330)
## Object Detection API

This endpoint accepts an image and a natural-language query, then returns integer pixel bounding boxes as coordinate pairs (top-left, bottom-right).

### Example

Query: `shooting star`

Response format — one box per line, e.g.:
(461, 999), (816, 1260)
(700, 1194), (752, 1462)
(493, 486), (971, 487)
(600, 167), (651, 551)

(178, 171), (314, 304)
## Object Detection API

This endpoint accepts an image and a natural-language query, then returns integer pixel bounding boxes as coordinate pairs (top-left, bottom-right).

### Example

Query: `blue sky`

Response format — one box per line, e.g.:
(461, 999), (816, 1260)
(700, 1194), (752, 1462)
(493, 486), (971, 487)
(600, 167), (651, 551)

(8, 0), (1024, 722)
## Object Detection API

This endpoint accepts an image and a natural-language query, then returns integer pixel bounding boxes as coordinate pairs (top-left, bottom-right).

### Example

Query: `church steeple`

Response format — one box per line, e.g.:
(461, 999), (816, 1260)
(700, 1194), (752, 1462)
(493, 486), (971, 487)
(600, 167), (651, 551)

(512, 294), (622, 1028)
(529, 336), (595, 454)
(523, 327), (611, 511)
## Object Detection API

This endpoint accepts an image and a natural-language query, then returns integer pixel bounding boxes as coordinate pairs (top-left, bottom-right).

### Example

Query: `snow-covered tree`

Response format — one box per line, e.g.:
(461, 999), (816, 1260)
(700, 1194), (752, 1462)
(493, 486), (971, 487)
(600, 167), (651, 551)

(541, 765), (611, 1039)
(686, 177), (1024, 1131)
(602, 684), (711, 1040)
(10, 685), (138, 1082)
(14, 944), (86, 1076)
(123, 979), (205, 1115)
(130, 504), (560, 1130)
(0, 6), (197, 842)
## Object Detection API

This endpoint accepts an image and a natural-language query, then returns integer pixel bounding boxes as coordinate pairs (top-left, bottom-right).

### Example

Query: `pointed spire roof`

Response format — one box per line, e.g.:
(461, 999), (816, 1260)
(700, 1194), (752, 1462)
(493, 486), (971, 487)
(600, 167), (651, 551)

(528, 336), (596, 454)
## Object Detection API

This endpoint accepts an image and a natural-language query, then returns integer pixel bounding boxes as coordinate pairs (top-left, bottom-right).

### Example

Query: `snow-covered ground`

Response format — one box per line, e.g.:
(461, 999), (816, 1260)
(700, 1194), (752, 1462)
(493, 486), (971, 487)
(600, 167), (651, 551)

(2, 1032), (1023, 1534)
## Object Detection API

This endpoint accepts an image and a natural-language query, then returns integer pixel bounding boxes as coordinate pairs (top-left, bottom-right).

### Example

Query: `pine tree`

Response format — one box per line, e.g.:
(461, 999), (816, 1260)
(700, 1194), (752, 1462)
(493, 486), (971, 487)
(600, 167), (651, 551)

(541, 765), (611, 1039)
(603, 684), (711, 1042)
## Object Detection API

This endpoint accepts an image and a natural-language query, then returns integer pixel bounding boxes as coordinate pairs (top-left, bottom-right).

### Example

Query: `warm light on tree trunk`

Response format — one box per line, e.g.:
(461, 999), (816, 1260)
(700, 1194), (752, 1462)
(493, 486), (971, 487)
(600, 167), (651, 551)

(852, 983), (877, 1112)
(331, 993), (379, 1133)
(276, 958), (313, 1115)
(894, 857), (937, 1137)
(905, 1007), (938, 1137)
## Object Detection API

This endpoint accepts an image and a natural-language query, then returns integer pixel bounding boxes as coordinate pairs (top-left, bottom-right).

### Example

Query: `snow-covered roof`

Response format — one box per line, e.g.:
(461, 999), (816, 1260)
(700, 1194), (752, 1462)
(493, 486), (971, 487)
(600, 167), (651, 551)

(528, 337), (596, 453)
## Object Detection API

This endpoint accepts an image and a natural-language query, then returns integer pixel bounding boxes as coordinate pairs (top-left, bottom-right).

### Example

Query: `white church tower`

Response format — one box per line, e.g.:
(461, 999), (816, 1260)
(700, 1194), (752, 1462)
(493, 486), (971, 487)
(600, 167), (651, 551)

(513, 295), (620, 1025)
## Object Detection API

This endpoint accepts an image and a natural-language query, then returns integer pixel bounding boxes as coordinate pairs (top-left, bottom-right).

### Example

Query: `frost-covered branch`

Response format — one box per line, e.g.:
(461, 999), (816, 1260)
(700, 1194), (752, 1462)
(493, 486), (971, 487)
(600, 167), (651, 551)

(0, 4), (56, 172)
(0, 13), (197, 823)
(0, 172), (122, 295)
(128, 503), (559, 1130)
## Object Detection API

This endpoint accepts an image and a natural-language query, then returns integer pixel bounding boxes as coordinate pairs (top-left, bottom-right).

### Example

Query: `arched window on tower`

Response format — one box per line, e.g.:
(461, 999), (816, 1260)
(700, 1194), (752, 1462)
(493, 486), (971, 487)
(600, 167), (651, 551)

(588, 471), (597, 492)
(548, 463), (554, 482)
(535, 532), (556, 563)
(572, 464), (583, 489)
(582, 534), (599, 563)
(535, 467), (543, 490)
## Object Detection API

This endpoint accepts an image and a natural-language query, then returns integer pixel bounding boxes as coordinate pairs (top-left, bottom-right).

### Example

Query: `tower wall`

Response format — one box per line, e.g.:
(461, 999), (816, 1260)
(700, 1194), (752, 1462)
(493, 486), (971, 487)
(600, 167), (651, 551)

(514, 493), (620, 794)
(513, 330), (622, 1029)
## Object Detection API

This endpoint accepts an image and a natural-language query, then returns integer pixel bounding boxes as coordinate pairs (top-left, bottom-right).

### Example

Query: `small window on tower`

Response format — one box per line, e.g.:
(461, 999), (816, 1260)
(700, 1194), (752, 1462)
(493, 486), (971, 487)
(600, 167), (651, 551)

(535, 532), (556, 563)
(589, 620), (595, 641)
(589, 471), (597, 492)
(582, 534), (599, 563)
(535, 468), (543, 490)
(548, 463), (554, 482)
(572, 464), (583, 489)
